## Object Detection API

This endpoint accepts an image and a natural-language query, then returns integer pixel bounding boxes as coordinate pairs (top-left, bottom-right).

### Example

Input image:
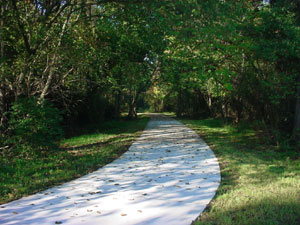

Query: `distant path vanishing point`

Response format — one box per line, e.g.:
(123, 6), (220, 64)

(0, 114), (220, 225)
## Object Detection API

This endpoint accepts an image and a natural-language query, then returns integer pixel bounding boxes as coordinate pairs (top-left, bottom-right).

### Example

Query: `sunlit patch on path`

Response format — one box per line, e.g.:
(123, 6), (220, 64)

(0, 114), (220, 225)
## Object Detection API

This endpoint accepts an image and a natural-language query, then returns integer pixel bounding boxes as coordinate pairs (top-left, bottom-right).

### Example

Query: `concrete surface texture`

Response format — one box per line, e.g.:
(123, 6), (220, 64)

(0, 114), (220, 225)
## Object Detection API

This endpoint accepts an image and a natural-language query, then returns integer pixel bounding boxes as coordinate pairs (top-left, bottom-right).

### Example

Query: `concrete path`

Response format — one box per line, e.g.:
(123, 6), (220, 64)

(0, 114), (220, 225)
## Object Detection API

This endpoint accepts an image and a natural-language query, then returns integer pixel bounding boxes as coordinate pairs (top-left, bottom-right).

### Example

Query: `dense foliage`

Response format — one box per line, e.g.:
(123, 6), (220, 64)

(7, 97), (62, 153)
(1, 0), (300, 150)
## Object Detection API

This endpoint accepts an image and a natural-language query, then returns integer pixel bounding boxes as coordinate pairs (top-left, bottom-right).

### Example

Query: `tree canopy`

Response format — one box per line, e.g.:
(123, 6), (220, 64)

(1, 0), (300, 149)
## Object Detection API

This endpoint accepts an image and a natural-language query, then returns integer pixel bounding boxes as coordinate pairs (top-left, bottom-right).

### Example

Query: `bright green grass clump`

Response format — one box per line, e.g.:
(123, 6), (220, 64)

(0, 116), (149, 204)
(180, 118), (300, 225)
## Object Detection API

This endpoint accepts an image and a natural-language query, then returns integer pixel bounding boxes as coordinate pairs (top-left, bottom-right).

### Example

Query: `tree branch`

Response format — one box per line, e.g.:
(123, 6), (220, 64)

(11, 0), (34, 55)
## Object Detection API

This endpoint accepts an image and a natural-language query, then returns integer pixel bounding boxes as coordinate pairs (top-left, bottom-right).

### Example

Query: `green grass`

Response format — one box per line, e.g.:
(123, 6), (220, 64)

(0, 115), (150, 204)
(61, 117), (147, 147)
(180, 118), (300, 225)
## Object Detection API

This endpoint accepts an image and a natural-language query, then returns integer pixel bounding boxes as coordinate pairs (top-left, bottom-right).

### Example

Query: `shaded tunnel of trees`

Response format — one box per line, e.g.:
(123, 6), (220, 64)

(1, 0), (300, 150)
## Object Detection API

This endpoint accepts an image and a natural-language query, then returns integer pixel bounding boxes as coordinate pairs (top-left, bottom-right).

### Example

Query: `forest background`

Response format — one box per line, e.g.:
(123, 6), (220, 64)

(1, 0), (300, 155)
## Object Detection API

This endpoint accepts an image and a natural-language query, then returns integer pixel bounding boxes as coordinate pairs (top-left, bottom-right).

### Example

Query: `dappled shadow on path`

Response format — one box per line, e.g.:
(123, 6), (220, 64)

(0, 115), (220, 225)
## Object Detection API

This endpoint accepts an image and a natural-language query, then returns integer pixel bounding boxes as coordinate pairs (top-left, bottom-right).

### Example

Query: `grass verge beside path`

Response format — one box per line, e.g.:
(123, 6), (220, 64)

(0, 115), (149, 204)
(180, 118), (300, 225)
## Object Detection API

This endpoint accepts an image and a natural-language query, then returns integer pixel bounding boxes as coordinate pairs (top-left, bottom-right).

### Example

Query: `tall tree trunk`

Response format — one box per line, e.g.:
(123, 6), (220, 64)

(0, 3), (3, 59)
(39, 7), (72, 100)
(0, 3), (5, 126)
(128, 86), (144, 120)
(0, 86), (4, 126)
(40, 55), (56, 100)
(128, 96), (137, 120)
(207, 93), (213, 116)
(176, 86), (183, 117)
(293, 75), (300, 140)
(114, 90), (121, 119)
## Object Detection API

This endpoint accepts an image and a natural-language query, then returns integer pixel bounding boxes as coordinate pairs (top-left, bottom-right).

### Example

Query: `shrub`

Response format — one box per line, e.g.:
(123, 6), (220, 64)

(8, 97), (63, 152)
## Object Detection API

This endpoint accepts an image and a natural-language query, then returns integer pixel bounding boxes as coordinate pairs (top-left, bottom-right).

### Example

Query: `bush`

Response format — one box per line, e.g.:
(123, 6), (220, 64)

(8, 97), (63, 152)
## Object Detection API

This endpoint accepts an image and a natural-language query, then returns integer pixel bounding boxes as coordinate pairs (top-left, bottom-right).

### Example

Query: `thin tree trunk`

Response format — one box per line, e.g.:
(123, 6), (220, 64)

(0, 3), (5, 125)
(39, 8), (71, 100)
(114, 90), (121, 119)
(40, 55), (56, 100)
(0, 3), (3, 59)
(176, 86), (183, 117)
(293, 75), (300, 140)
(11, 0), (33, 55)
(0, 86), (4, 126)
(128, 97), (137, 120)
(208, 94), (212, 116)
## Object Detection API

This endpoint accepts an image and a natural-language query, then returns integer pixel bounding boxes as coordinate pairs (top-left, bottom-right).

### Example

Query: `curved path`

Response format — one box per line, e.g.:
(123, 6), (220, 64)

(0, 114), (220, 225)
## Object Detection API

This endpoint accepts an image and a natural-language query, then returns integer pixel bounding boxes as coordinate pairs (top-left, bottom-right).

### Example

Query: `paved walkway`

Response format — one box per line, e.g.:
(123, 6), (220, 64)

(0, 115), (220, 225)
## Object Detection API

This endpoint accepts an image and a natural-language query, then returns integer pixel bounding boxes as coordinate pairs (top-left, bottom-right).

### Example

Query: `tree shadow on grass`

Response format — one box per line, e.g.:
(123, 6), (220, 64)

(65, 115), (150, 138)
(61, 116), (150, 148)
(60, 134), (129, 151)
(181, 118), (300, 225)
(196, 195), (300, 225)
